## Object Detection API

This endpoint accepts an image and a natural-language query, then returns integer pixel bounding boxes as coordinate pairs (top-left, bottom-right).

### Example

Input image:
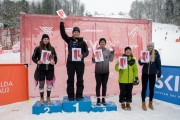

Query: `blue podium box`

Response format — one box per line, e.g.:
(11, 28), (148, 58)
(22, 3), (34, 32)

(91, 101), (117, 112)
(32, 100), (62, 115)
(62, 96), (92, 112)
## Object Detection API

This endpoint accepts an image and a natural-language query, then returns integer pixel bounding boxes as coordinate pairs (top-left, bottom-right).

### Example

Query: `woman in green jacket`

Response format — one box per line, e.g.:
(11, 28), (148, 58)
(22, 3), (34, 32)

(115, 46), (139, 110)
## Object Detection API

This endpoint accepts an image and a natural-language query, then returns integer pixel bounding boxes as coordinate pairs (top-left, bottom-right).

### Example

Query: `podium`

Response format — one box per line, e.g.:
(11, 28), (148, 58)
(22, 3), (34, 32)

(32, 96), (118, 114)
(32, 100), (62, 115)
(62, 96), (92, 112)
(91, 102), (117, 112)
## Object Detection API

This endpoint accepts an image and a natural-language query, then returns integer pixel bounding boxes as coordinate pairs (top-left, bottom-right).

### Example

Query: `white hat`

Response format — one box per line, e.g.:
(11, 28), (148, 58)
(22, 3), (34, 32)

(147, 42), (154, 47)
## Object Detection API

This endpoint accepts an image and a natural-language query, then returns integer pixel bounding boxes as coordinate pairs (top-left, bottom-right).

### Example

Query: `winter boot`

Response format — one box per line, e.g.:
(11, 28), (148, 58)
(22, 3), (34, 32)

(47, 97), (51, 104)
(149, 101), (154, 110)
(40, 97), (44, 104)
(121, 103), (126, 110)
(142, 102), (147, 111)
(126, 102), (132, 110)
(97, 98), (101, 106)
(102, 98), (106, 106)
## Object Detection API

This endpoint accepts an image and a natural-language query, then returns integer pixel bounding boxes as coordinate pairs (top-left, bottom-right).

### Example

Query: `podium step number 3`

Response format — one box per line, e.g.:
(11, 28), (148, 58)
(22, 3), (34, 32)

(91, 102), (117, 112)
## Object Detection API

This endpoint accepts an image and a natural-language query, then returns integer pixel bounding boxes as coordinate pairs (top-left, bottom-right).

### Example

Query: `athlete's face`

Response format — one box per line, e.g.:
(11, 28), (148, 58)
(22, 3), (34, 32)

(43, 38), (49, 45)
(99, 41), (106, 48)
(73, 31), (80, 38)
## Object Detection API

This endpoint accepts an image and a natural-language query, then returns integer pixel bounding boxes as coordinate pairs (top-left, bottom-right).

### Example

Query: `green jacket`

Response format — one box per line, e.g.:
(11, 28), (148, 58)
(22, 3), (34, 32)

(115, 55), (138, 83)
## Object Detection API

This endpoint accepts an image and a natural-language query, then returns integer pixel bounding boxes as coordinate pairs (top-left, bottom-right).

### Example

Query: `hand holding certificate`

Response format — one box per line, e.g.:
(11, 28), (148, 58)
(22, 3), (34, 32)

(119, 56), (127, 69)
(140, 51), (150, 63)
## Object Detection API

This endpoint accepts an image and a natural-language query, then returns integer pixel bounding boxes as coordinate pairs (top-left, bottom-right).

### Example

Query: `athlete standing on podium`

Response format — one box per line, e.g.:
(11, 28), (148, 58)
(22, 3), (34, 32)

(92, 38), (115, 106)
(60, 20), (89, 101)
(32, 34), (57, 104)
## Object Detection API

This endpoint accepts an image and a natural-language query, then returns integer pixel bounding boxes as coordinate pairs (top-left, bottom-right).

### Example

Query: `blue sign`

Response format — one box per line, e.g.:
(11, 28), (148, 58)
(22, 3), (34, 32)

(153, 66), (180, 105)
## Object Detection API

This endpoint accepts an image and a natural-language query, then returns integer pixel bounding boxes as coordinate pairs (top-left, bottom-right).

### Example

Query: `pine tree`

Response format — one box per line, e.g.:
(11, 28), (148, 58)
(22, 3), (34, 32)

(174, 0), (180, 25)
(129, 0), (144, 19)
(165, 0), (174, 23)
(19, 0), (29, 13)
(42, 0), (53, 15)
(2, 0), (21, 28)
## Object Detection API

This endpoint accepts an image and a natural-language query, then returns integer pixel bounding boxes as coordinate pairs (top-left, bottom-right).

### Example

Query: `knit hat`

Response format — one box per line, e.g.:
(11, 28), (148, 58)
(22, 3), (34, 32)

(147, 42), (154, 47)
(41, 34), (49, 40)
(72, 27), (80, 33)
(124, 46), (131, 52)
(99, 38), (106, 45)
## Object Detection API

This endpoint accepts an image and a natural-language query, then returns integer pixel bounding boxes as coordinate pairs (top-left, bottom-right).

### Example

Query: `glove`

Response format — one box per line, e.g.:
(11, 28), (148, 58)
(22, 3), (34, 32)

(133, 77), (139, 85)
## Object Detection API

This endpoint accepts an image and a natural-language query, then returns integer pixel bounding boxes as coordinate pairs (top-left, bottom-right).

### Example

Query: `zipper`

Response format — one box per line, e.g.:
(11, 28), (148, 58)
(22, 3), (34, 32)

(46, 64), (48, 70)
(128, 63), (129, 83)
(101, 49), (104, 73)
(45, 46), (48, 70)
(148, 62), (151, 74)
(128, 57), (129, 83)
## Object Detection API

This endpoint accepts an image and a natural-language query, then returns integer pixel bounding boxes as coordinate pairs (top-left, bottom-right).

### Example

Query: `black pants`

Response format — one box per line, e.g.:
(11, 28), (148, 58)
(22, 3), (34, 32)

(119, 83), (133, 103)
(95, 73), (109, 97)
(141, 73), (156, 102)
(38, 69), (54, 81)
(66, 61), (85, 98)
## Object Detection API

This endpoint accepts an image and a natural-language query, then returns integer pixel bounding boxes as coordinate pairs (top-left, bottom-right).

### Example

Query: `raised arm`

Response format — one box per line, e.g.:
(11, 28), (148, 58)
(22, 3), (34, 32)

(60, 22), (70, 43)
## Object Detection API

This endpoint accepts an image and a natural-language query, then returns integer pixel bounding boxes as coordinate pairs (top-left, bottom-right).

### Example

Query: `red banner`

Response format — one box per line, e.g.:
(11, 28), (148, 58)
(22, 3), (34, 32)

(20, 14), (152, 97)
(0, 64), (29, 105)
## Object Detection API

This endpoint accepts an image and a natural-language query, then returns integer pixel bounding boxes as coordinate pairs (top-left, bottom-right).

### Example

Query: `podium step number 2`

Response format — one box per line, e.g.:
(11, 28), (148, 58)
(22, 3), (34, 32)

(32, 100), (62, 115)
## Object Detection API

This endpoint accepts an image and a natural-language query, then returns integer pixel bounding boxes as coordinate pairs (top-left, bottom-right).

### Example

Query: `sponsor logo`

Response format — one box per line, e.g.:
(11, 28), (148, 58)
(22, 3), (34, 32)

(156, 75), (180, 92)
(0, 81), (13, 94)
(40, 27), (53, 33)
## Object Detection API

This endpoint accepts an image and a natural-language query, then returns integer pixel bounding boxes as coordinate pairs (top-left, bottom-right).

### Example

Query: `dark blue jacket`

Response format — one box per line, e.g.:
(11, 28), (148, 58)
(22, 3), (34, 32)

(138, 50), (161, 78)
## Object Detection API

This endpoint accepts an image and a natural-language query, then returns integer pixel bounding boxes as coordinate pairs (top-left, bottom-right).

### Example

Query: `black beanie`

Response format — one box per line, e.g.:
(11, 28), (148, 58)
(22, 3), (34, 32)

(72, 27), (80, 33)
(99, 38), (106, 45)
(41, 34), (49, 40)
(124, 46), (131, 52)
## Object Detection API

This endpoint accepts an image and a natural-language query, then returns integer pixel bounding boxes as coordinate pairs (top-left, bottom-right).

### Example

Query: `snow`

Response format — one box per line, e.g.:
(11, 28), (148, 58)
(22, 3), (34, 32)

(0, 52), (20, 63)
(152, 23), (180, 66)
(0, 94), (180, 120)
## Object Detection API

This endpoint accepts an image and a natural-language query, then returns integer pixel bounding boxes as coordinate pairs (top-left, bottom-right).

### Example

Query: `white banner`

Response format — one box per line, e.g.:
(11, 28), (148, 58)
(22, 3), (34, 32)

(118, 56), (127, 69)
(140, 51), (150, 63)
(56, 9), (67, 19)
(94, 49), (104, 62)
(40, 50), (51, 64)
(72, 48), (81, 61)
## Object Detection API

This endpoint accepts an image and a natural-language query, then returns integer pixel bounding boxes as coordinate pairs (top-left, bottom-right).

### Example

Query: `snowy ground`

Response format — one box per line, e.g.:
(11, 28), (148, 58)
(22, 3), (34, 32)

(0, 93), (180, 120)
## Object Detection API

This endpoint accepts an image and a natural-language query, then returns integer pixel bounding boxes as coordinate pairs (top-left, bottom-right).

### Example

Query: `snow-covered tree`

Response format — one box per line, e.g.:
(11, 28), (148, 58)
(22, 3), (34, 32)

(165, 0), (174, 23)
(129, 0), (144, 19)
